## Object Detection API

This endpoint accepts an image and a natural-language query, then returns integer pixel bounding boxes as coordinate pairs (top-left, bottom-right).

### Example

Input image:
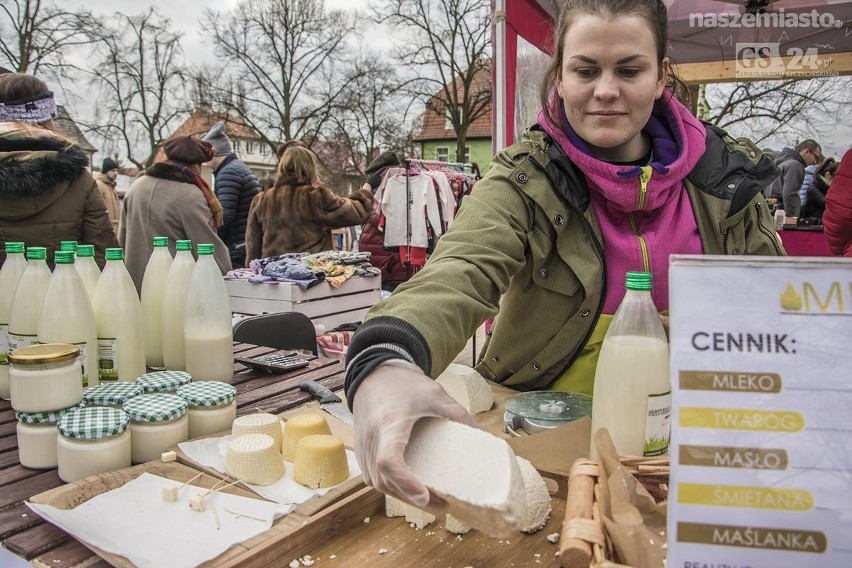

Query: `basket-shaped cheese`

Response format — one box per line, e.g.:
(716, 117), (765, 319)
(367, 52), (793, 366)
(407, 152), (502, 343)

(232, 413), (283, 453)
(281, 413), (331, 461)
(225, 433), (285, 485)
(293, 434), (349, 489)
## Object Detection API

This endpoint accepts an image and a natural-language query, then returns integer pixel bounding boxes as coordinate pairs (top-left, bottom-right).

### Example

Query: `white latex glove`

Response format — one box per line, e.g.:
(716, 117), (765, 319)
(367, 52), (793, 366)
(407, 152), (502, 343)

(352, 360), (478, 512)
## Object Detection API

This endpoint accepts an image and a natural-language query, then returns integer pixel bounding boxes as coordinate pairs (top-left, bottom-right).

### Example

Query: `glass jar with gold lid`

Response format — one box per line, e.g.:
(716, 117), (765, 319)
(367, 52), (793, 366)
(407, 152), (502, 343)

(9, 343), (82, 413)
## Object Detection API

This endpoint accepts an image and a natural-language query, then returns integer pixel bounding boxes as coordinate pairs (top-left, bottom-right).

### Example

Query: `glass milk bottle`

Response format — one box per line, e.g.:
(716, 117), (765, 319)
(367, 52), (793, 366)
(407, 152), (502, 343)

(75, 244), (101, 301)
(1, 242), (27, 399)
(8, 247), (52, 359)
(590, 271), (671, 458)
(39, 250), (99, 388)
(184, 243), (234, 382)
(141, 236), (173, 369)
(162, 240), (195, 371)
(93, 248), (145, 382)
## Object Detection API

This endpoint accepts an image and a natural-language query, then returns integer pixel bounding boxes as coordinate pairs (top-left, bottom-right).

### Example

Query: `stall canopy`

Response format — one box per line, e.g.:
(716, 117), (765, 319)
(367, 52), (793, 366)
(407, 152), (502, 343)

(493, 0), (852, 149)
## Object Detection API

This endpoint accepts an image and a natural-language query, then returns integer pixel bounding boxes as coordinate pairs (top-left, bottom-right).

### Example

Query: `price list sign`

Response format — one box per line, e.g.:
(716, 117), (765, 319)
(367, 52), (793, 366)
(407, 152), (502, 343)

(667, 255), (852, 568)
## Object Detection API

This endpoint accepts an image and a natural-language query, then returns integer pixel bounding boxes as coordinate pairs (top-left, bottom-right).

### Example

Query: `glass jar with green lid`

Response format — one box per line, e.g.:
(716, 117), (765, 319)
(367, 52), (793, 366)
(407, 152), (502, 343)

(83, 381), (144, 408)
(57, 406), (131, 482)
(16, 403), (84, 469)
(177, 381), (237, 438)
(9, 343), (82, 413)
(136, 370), (191, 393)
(123, 393), (189, 463)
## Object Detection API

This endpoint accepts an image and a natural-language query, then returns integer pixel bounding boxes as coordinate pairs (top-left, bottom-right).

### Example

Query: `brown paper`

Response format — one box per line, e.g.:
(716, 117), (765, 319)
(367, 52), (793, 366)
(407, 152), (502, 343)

(594, 429), (667, 568)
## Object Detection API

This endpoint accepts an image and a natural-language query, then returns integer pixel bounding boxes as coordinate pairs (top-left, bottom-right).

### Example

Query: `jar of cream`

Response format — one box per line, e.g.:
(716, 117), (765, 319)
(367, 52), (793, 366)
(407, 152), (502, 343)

(9, 343), (82, 413)
(123, 393), (189, 464)
(83, 381), (144, 408)
(177, 381), (237, 439)
(16, 403), (83, 469)
(57, 406), (131, 482)
(135, 370), (191, 394)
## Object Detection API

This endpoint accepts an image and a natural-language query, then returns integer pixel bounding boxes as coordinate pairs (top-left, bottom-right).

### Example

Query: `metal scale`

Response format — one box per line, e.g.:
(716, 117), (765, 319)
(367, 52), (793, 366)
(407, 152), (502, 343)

(503, 391), (592, 435)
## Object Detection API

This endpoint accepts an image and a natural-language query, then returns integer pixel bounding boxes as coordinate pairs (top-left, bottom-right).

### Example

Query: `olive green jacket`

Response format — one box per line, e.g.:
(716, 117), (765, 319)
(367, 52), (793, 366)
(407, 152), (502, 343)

(349, 123), (784, 391)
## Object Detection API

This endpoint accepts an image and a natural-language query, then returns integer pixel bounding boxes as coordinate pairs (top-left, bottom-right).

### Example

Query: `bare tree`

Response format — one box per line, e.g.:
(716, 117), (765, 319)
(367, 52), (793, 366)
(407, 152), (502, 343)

(85, 9), (188, 169)
(0, 0), (94, 75)
(202, 0), (358, 153)
(374, 0), (491, 162)
(703, 78), (852, 149)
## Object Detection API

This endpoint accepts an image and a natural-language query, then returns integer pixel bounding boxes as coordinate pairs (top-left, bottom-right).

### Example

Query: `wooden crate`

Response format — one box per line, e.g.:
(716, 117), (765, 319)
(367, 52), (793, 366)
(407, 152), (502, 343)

(226, 277), (381, 330)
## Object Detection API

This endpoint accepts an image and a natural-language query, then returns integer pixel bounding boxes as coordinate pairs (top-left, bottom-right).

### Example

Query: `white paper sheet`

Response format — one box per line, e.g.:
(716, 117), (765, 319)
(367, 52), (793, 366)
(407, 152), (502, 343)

(27, 473), (293, 568)
(178, 435), (361, 505)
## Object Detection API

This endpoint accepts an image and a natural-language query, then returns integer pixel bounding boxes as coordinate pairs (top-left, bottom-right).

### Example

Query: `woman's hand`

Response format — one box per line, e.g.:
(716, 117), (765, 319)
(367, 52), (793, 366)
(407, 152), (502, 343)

(352, 361), (478, 511)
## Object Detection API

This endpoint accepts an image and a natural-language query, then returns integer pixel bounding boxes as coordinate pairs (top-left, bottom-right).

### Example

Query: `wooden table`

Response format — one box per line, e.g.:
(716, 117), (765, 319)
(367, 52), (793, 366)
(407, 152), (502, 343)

(0, 342), (344, 566)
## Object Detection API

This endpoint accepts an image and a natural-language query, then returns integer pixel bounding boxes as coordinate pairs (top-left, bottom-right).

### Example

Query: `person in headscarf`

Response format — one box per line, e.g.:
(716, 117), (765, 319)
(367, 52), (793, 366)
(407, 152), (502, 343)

(0, 72), (118, 266)
(118, 135), (232, 291)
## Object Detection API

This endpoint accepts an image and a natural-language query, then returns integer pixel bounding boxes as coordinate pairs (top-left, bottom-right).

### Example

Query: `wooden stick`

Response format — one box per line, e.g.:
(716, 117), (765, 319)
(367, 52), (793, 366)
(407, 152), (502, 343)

(224, 508), (267, 523)
(211, 504), (220, 530)
(176, 472), (205, 491)
(205, 476), (232, 494)
(560, 458), (599, 568)
(202, 478), (243, 498)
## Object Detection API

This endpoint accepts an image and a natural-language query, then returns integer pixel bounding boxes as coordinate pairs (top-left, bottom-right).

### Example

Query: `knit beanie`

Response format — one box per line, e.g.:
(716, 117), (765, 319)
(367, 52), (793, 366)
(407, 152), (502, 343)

(101, 157), (119, 172)
(202, 120), (233, 156)
(163, 136), (215, 165)
(365, 151), (401, 190)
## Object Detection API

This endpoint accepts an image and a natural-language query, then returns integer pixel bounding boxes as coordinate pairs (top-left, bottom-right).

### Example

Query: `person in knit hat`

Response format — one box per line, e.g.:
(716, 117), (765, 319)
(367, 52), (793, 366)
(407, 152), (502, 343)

(202, 120), (260, 267)
(0, 72), (118, 267)
(95, 157), (121, 234)
(118, 135), (231, 291)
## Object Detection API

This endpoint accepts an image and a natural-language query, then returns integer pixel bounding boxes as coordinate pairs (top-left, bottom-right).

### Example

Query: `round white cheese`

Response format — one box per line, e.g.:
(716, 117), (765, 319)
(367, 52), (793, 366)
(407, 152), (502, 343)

(232, 413), (283, 453)
(225, 433), (285, 485)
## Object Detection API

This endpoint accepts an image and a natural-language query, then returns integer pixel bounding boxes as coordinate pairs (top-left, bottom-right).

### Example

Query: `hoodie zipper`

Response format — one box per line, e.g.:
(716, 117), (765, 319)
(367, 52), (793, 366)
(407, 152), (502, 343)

(629, 165), (653, 272)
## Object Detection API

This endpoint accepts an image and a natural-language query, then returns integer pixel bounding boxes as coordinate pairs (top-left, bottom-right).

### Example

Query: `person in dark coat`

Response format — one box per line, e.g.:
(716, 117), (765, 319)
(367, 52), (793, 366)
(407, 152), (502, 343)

(358, 151), (410, 292)
(798, 158), (838, 223)
(203, 120), (261, 267)
(822, 150), (852, 257)
(763, 139), (823, 217)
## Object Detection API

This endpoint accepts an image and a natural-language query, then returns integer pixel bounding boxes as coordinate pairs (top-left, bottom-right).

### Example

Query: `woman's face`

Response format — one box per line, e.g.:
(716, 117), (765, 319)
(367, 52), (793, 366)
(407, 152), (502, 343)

(556, 14), (668, 162)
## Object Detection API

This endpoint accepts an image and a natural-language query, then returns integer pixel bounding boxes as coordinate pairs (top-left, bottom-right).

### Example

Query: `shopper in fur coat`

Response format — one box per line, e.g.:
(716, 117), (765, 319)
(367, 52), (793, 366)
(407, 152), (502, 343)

(245, 142), (372, 263)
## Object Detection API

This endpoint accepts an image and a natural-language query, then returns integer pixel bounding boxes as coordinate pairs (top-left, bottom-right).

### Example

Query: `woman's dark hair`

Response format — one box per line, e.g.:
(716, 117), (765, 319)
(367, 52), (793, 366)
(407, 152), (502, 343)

(538, 0), (688, 127)
(816, 157), (838, 178)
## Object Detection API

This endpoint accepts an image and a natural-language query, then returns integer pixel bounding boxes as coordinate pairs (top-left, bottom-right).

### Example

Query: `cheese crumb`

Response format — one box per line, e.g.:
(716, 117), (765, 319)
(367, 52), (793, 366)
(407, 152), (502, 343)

(161, 450), (177, 462)
(162, 486), (179, 502)
(547, 532), (560, 543)
(288, 560), (300, 568)
(329, 555), (337, 560)
(363, 517), (370, 523)
(378, 548), (388, 555)
(301, 556), (314, 566)
(189, 494), (205, 512)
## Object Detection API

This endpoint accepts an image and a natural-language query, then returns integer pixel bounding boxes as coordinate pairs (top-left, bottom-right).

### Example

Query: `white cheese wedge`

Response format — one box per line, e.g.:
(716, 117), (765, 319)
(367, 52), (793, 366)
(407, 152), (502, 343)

(281, 413), (332, 461)
(232, 414), (284, 453)
(435, 364), (494, 414)
(405, 505), (436, 529)
(293, 434), (349, 489)
(162, 486), (179, 502)
(404, 417), (525, 538)
(225, 433), (285, 485)
(445, 514), (471, 535)
(385, 495), (407, 518)
(515, 456), (552, 533)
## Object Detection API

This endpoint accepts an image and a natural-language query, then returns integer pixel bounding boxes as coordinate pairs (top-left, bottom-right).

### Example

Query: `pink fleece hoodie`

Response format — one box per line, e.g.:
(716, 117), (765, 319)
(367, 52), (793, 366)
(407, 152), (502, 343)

(538, 92), (707, 314)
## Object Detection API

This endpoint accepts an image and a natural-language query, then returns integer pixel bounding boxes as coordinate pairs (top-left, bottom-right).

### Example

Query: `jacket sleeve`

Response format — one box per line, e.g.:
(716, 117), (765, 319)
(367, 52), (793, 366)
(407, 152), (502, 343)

(244, 194), (262, 265)
(314, 187), (373, 229)
(782, 164), (805, 217)
(823, 166), (852, 256)
(213, 168), (241, 229)
(179, 192), (233, 274)
(804, 180), (826, 213)
(81, 175), (120, 266)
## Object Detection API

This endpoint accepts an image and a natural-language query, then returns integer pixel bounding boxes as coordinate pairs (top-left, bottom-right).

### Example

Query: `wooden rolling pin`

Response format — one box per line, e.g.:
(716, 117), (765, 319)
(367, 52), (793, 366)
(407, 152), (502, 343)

(560, 458), (604, 568)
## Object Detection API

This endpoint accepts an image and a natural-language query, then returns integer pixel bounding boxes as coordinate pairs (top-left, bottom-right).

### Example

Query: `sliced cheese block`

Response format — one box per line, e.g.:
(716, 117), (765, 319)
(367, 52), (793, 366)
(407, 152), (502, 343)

(232, 414), (283, 453)
(405, 506), (435, 529)
(225, 433), (285, 485)
(404, 417), (525, 538)
(445, 514), (471, 535)
(385, 495), (407, 518)
(515, 456), (552, 533)
(293, 434), (349, 489)
(282, 413), (332, 461)
(435, 363), (494, 414)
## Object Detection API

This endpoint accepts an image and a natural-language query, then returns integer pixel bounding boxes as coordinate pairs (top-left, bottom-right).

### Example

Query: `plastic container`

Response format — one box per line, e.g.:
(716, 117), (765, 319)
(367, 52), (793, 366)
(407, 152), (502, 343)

(57, 406), (131, 482)
(75, 244), (101, 301)
(774, 207), (785, 231)
(177, 381), (237, 438)
(591, 271), (670, 458)
(136, 370), (192, 393)
(1, 241), (27, 399)
(38, 250), (99, 388)
(83, 381), (144, 408)
(141, 236), (173, 368)
(7, 247), (52, 357)
(92, 248), (145, 382)
(9, 343), (82, 413)
(161, 240), (195, 371)
(16, 404), (83, 469)
(184, 243), (233, 382)
(123, 393), (189, 464)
